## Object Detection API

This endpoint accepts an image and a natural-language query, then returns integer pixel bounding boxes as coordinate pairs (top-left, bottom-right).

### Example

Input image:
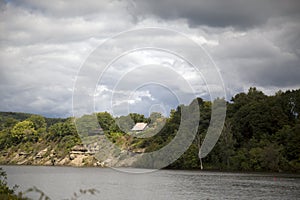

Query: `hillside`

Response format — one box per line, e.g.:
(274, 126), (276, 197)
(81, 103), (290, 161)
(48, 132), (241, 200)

(0, 87), (299, 172)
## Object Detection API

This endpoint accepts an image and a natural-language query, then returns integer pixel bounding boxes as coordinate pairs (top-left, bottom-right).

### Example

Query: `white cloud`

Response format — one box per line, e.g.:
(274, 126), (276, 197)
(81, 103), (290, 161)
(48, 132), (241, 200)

(0, 0), (299, 117)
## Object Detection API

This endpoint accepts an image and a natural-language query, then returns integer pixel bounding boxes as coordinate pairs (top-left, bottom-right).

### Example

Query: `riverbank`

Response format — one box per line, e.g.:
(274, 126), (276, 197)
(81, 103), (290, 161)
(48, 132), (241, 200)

(0, 146), (97, 167)
(0, 135), (144, 168)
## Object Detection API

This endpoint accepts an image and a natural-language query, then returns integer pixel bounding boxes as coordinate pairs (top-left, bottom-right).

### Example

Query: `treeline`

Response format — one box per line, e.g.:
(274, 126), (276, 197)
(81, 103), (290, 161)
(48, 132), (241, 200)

(0, 113), (80, 160)
(168, 88), (300, 172)
(0, 87), (299, 172)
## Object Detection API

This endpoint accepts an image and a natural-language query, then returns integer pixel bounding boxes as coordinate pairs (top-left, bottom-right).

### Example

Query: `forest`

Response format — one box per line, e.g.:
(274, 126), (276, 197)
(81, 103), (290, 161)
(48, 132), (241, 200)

(0, 87), (299, 172)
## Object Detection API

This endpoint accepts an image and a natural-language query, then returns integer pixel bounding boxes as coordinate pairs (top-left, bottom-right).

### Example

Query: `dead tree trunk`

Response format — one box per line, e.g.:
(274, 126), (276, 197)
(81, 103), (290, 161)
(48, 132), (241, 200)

(196, 134), (204, 170)
(198, 150), (203, 170)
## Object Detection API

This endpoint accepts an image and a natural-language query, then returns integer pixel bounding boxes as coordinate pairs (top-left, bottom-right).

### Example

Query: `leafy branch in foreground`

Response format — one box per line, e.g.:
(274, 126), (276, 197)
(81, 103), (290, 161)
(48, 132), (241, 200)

(0, 167), (28, 200)
(1, 167), (99, 200)
(24, 186), (51, 200)
(65, 189), (99, 200)
(23, 187), (99, 200)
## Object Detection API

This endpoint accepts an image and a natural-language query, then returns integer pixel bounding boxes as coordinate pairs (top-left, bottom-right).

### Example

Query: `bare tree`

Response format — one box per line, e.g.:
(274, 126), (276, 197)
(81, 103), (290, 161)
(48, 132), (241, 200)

(195, 133), (204, 170)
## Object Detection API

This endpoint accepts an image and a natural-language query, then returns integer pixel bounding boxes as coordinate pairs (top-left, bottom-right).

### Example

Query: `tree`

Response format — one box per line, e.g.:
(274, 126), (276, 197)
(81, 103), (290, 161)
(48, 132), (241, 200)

(129, 113), (148, 123)
(0, 167), (23, 200)
(115, 115), (135, 133)
(195, 100), (211, 170)
(0, 117), (19, 131)
(260, 143), (282, 171)
(27, 115), (46, 130)
(27, 115), (46, 135)
(11, 120), (37, 142)
(149, 112), (163, 126)
(48, 120), (77, 140)
(0, 130), (13, 150)
(218, 120), (235, 169)
(96, 112), (115, 131)
(75, 114), (99, 136)
(195, 133), (205, 170)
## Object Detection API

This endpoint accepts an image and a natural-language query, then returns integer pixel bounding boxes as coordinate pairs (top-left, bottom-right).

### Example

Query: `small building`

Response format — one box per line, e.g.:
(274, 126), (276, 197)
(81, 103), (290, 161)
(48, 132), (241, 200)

(131, 122), (148, 132)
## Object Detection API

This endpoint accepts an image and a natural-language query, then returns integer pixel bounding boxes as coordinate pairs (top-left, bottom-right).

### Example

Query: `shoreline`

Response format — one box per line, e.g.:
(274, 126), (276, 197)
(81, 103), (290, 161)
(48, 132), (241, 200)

(1, 164), (300, 176)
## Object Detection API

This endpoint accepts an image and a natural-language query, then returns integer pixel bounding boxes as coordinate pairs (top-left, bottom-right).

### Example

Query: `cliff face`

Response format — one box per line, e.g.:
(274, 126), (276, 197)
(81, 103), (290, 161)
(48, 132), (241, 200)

(0, 146), (97, 167)
(0, 135), (145, 168)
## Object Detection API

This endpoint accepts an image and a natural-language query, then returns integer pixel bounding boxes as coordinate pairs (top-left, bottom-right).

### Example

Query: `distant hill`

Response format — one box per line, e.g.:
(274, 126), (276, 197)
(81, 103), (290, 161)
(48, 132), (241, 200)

(0, 111), (67, 128)
(0, 111), (32, 121)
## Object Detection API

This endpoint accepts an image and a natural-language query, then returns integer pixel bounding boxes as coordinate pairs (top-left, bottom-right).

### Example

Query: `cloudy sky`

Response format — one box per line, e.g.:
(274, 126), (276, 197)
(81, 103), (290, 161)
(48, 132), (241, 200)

(1, 0), (300, 117)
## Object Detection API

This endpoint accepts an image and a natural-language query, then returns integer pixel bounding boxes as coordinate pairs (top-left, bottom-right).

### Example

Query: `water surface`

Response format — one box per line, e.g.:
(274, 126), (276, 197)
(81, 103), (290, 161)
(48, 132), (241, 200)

(2, 165), (300, 200)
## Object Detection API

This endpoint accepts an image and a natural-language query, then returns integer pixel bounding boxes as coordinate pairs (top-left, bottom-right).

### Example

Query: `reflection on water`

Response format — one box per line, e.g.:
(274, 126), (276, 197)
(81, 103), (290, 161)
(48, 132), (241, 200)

(2, 165), (300, 200)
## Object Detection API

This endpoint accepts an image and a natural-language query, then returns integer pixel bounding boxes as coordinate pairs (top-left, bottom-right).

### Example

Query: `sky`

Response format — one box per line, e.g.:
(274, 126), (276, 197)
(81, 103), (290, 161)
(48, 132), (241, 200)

(0, 0), (300, 117)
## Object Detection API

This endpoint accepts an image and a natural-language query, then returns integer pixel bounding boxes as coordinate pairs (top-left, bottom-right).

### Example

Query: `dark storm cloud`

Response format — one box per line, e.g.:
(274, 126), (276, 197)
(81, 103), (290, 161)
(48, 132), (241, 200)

(7, 0), (122, 18)
(211, 20), (300, 90)
(134, 0), (300, 28)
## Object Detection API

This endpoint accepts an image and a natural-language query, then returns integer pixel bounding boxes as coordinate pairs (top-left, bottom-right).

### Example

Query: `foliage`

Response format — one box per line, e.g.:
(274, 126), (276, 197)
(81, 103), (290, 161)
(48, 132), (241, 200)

(166, 88), (300, 172)
(11, 121), (37, 143)
(129, 113), (149, 124)
(1, 167), (98, 200)
(27, 115), (46, 135)
(0, 112), (66, 129)
(66, 188), (99, 200)
(96, 112), (115, 132)
(0, 87), (299, 173)
(75, 114), (99, 136)
(115, 115), (135, 133)
(47, 120), (77, 139)
(0, 167), (29, 200)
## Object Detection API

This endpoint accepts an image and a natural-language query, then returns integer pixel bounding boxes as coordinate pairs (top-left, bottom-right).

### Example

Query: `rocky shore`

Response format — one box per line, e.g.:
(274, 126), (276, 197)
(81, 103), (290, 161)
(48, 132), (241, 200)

(0, 135), (145, 168)
(0, 146), (97, 167)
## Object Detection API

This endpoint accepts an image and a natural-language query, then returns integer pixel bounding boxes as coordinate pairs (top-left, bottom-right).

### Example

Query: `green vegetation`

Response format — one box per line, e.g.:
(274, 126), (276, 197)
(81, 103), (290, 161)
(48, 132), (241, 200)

(0, 114), (80, 165)
(0, 167), (98, 200)
(168, 88), (300, 172)
(0, 88), (299, 173)
(0, 167), (29, 200)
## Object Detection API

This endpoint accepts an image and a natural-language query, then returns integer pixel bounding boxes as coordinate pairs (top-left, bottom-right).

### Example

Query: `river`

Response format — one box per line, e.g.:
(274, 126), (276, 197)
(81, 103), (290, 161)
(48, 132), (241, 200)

(2, 165), (300, 200)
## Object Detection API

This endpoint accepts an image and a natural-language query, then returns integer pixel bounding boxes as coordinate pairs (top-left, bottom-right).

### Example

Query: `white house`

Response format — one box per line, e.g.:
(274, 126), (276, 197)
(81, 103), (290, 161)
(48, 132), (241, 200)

(131, 122), (148, 132)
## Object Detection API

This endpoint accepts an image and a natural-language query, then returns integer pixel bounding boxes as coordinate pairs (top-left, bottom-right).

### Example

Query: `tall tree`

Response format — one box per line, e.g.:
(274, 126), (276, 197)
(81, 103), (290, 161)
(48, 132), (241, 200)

(11, 120), (37, 142)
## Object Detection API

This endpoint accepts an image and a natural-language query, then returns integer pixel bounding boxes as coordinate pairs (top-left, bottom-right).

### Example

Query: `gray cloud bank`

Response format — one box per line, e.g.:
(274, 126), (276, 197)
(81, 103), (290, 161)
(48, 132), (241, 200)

(0, 0), (299, 117)
(134, 0), (300, 29)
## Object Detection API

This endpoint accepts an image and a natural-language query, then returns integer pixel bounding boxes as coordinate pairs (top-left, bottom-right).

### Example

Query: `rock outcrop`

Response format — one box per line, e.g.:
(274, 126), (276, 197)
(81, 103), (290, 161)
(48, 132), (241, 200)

(0, 135), (145, 168)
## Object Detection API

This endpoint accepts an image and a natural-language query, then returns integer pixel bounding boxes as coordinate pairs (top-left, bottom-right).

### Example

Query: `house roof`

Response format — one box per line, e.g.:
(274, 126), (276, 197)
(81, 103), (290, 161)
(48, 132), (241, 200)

(131, 122), (148, 131)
